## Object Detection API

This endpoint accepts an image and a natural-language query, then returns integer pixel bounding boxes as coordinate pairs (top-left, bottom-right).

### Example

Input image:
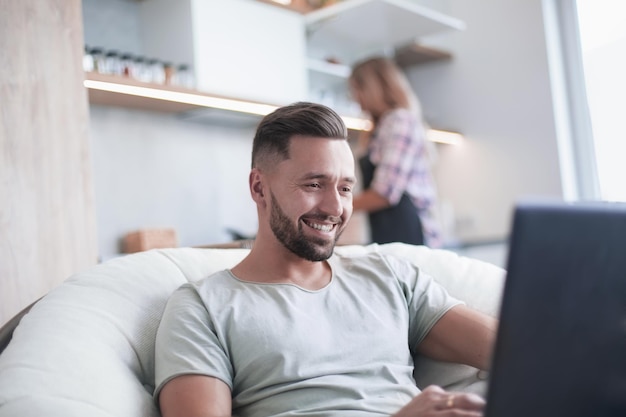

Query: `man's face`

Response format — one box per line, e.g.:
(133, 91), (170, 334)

(266, 136), (356, 261)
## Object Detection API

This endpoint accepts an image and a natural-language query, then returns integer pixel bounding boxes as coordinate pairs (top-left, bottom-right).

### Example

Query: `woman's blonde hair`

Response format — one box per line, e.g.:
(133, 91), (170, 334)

(350, 57), (436, 164)
(349, 56), (422, 123)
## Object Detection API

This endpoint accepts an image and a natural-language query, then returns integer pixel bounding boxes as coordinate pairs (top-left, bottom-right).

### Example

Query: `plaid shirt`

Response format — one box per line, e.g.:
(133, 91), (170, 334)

(368, 108), (442, 247)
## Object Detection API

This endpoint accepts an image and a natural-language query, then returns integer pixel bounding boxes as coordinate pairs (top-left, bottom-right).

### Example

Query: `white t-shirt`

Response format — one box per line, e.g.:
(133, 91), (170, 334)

(154, 251), (462, 416)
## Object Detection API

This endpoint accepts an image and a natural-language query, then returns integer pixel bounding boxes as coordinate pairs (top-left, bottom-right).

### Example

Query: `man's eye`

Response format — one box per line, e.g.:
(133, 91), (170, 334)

(308, 183), (321, 189)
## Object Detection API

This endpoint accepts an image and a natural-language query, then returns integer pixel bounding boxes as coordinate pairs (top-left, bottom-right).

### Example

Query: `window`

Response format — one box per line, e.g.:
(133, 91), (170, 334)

(544, 0), (626, 202)
(576, 0), (626, 202)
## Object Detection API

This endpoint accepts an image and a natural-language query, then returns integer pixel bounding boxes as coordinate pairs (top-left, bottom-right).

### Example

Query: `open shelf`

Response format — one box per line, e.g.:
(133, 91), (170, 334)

(84, 72), (277, 114)
(305, 0), (465, 64)
(307, 58), (351, 79)
(84, 72), (461, 144)
(83, 72), (371, 131)
(394, 42), (453, 67)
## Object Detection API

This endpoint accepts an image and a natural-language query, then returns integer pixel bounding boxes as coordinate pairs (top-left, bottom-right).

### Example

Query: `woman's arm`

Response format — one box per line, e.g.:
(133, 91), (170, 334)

(352, 188), (390, 212)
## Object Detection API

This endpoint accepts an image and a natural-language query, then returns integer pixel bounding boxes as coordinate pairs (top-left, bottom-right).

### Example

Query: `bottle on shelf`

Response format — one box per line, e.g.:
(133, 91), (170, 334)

(163, 62), (175, 85)
(83, 45), (94, 72)
(90, 47), (105, 73)
(173, 64), (194, 89)
(104, 50), (123, 76)
(148, 59), (165, 84)
(132, 56), (151, 83)
(120, 53), (134, 77)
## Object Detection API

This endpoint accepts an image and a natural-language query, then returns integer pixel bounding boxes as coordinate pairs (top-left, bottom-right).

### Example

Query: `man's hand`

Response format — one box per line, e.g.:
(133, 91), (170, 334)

(393, 385), (486, 417)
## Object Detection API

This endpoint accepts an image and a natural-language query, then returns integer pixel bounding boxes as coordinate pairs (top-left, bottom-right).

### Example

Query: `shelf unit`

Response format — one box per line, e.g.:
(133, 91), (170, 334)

(304, 0), (465, 65)
(303, 0), (464, 122)
(256, 1), (463, 68)
(84, 0), (466, 143)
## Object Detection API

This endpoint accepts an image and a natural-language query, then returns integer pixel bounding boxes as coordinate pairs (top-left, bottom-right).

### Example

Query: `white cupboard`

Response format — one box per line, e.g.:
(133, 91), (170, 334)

(139, 0), (308, 105)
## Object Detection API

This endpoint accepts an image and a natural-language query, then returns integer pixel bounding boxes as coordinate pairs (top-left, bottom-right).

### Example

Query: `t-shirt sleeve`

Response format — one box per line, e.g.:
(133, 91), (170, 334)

(153, 283), (233, 401)
(384, 254), (464, 355)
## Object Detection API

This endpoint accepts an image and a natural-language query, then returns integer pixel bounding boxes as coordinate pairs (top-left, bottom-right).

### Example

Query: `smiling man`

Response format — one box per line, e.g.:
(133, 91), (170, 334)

(154, 102), (496, 417)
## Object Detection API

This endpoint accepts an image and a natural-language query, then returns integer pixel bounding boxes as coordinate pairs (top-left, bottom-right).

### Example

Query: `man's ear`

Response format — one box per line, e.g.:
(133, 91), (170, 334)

(249, 168), (266, 204)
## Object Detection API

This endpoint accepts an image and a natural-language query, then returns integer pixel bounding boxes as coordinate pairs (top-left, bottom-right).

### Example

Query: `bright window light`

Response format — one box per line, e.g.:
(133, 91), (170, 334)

(576, 0), (626, 202)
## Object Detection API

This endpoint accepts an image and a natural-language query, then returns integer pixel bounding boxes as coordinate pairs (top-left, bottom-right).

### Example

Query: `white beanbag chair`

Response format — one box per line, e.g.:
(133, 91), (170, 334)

(0, 243), (505, 416)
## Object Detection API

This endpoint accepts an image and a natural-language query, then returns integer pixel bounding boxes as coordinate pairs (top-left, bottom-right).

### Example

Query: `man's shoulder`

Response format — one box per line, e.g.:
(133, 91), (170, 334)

(172, 269), (235, 297)
(334, 246), (411, 263)
(332, 249), (417, 277)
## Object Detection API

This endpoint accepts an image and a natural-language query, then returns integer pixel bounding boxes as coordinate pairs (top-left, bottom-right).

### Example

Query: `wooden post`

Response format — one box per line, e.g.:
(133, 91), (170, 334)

(0, 0), (98, 325)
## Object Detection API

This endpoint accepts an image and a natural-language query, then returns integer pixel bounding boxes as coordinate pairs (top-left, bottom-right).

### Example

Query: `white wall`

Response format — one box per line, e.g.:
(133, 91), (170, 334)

(410, 0), (564, 243)
(89, 107), (259, 260)
(83, 0), (142, 55)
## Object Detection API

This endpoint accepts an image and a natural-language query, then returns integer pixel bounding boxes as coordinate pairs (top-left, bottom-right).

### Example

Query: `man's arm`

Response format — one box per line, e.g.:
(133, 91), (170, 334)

(417, 304), (498, 371)
(159, 374), (232, 417)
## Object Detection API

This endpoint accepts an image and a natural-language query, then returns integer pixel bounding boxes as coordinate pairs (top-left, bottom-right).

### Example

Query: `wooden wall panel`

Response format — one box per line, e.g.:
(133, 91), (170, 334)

(0, 0), (98, 325)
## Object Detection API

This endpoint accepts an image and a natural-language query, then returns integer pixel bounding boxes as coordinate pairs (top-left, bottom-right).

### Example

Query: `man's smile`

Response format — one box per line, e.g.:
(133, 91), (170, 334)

(302, 219), (336, 233)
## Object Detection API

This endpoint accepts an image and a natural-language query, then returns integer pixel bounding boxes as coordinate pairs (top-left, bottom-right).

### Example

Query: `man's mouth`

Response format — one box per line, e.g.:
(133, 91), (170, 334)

(302, 219), (335, 233)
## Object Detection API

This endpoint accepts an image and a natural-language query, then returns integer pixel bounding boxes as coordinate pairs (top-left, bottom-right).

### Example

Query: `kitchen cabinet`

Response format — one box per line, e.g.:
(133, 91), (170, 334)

(139, 0), (308, 106)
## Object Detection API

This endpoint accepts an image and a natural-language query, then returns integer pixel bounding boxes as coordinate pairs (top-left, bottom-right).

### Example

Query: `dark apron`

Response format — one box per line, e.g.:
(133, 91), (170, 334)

(359, 155), (425, 245)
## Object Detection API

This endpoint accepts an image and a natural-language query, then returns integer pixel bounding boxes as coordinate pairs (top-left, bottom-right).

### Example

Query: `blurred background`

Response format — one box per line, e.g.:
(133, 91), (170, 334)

(2, 0), (624, 324)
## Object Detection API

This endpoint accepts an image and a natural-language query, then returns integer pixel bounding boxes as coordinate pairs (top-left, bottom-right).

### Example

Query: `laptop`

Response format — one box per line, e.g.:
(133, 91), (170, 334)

(485, 201), (626, 417)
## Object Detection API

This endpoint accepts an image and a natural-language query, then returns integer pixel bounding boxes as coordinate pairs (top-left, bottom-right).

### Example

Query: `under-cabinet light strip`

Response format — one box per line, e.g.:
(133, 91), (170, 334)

(84, 79), (462, 144)
(427, 129), (464, 145)
(84, 79), (278, 116)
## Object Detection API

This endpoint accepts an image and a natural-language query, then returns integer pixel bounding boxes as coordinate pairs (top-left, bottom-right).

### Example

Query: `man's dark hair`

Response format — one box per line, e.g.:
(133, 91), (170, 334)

(251, 102), (347, 169)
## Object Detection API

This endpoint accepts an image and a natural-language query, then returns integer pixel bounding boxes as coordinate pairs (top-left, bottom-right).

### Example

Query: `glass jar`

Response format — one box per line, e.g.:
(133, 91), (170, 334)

(132, 56), (150, 82)
(104, 50), (123, 75)
(148, 59), (165, 84)
(174, 64), (194, 89)
(83, 45), (94, 72)
(163, 62), (175, 85)
(120, 54), (134, 77)
(90, 47), (105, 73)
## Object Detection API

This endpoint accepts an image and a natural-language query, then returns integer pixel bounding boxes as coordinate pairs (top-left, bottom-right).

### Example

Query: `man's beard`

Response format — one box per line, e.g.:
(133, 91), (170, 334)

(269, 191), (342, 262)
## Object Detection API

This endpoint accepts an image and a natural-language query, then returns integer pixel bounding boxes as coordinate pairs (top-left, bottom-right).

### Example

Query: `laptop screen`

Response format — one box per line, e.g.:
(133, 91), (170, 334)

(485, 201), (626, 417)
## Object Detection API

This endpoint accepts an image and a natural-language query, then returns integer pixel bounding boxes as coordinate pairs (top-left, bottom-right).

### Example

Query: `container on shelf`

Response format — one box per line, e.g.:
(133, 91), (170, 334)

(120, 53), (134, 77)
(83, 46), (94, 72)
(132, 56), (151, 82)
(90, 47), (106, 73)
(104, 50), (124, 76)
(163, 62), (175, 85)
(173, 64), (194, 89)
(148, 59), (166, 84)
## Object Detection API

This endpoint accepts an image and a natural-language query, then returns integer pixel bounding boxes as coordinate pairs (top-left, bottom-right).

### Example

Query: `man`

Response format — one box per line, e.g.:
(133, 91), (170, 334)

(155, 102), (497, 417)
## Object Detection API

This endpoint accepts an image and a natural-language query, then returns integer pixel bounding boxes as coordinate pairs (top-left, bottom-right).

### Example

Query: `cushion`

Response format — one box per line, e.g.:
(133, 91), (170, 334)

(0, 244), (505, 416)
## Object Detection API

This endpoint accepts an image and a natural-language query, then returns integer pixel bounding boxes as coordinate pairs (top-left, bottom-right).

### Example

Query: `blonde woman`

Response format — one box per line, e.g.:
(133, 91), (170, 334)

(349, 56), (442, 247)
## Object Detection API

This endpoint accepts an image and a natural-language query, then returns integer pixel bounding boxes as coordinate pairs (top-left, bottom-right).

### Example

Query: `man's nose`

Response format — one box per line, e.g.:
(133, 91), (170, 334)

(319, 188), (343, 217)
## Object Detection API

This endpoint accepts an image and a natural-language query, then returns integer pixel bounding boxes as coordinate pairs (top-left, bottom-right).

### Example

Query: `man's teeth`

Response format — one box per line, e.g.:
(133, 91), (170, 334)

(308, 222), (333, 232)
